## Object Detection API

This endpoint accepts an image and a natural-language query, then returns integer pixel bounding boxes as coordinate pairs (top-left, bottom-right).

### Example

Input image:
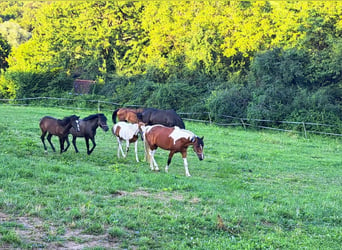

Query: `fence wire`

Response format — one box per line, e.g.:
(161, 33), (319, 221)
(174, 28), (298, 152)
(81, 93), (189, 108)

(1, 97), (341, 137)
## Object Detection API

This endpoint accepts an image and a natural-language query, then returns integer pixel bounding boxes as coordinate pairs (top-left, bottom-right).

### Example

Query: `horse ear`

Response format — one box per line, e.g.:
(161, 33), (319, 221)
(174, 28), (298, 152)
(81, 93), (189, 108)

(201, 136), (204, 140)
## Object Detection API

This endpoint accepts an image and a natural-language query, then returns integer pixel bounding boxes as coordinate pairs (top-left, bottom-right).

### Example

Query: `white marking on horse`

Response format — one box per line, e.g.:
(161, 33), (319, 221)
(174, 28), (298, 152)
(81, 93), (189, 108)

(169, 126), (195, 144)
(112, 122), (140, 162)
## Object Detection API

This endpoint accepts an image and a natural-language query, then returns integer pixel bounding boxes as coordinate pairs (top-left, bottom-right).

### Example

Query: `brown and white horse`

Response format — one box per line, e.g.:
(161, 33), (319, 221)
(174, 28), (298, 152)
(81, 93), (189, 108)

(143, 125), (204, 177)
(112, 121), (144, 162)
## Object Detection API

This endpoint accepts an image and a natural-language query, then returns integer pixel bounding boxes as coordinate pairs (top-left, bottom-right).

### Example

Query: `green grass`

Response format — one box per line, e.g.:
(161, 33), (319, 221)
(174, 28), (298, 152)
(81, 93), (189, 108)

(0, 105), (341, 249)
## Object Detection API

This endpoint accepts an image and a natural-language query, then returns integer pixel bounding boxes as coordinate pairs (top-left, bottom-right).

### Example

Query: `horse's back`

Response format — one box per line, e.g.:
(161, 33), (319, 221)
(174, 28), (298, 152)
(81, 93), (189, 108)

(145, 125), (192, 150)
(145, 125), (174, 142)
(140, 108), (185, 128)
(113, 108), (141, 124)
(113, 121), (138, 140)
(39, 116), (57, 130)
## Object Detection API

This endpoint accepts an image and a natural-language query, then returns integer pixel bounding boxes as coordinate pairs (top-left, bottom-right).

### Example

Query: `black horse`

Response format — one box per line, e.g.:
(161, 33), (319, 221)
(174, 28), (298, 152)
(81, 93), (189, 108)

(137, 108), (185, 129)
(68, 113), (109, 155)
(39, 115), (80, 154)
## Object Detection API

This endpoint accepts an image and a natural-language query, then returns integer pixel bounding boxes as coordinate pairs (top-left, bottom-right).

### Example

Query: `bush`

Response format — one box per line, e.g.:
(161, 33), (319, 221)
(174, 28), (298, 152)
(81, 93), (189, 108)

(0, 71), (16, 98)
(4, 69), (74, 98)
(247, 84), (296, 124)
(146, 82), (199, 110)
(207, 85), (251, 123)
(289, 88), (342, 132)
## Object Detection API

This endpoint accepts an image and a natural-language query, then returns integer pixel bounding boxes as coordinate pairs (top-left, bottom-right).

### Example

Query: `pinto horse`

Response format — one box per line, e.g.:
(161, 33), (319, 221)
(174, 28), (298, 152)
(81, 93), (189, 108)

(112, 121), (144, 162)
(68, 113), (109, 155)
(39, 115), (80, 154)
(112, 108), (144, 124)
(143, 125), (204, 177)
(137, 108), (185, 129)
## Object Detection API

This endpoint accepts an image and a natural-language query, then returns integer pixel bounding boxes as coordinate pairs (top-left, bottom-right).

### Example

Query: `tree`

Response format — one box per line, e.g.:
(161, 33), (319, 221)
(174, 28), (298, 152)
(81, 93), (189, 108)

(0, 34), (10, 70)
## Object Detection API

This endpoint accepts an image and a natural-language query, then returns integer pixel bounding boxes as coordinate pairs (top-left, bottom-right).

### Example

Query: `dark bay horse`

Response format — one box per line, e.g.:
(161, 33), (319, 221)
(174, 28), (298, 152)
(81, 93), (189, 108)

(143, 125), (204, 177)
(137, 108), (185, 129)
(112, 108), (144, 124)
(112, 121), (144, 162)
(68, 113), (109, 155)
(39, 115), (80, 153)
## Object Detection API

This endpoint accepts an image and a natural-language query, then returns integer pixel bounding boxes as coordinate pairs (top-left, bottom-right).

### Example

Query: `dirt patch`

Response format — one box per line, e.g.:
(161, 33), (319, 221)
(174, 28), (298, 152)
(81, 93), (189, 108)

(0, 211), (119, 249)
(1, 190), (200, 248)
(112, 189), (200, 204)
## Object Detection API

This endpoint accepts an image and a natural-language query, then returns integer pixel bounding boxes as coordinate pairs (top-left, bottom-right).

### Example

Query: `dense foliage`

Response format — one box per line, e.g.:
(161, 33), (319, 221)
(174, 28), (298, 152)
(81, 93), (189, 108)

(0, 1), (341, 128)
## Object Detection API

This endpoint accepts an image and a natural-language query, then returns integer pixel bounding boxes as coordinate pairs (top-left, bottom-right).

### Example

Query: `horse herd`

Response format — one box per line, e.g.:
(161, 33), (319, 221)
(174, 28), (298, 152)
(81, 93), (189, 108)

(39, 108), (204, 177)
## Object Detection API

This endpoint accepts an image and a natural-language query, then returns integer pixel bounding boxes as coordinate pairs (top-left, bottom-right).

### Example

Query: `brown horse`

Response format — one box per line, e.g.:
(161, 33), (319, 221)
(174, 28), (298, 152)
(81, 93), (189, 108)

(112, 108), (144, 124)
(143, 125), (204, 177)
(39, 115), (80, 153)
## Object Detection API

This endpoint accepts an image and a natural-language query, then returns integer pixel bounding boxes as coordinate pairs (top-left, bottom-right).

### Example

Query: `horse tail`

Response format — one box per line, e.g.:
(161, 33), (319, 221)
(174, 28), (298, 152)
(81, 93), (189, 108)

(178, 118), (185, 129)
(143, 132), (150, 162)
(136, 112), (143, 121)
(112, 109), (120, 124)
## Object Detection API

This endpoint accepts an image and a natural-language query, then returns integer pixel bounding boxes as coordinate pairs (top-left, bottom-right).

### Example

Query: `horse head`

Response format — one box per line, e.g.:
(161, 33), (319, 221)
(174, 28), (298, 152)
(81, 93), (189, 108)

(70, 115), (80, 132)
(98, 114), (109, 132)
(192, 136), (204, 161)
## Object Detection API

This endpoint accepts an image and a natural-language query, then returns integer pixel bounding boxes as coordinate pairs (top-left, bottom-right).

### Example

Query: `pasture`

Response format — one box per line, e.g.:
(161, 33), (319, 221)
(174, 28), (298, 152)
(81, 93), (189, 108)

(0, 105), (341, 249)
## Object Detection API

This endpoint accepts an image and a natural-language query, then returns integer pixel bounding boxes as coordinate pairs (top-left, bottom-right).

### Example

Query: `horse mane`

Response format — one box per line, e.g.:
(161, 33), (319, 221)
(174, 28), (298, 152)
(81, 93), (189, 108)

(196, 136), (204, 146)
(59, 115), (78, 126)
(83, 113), (106, 121)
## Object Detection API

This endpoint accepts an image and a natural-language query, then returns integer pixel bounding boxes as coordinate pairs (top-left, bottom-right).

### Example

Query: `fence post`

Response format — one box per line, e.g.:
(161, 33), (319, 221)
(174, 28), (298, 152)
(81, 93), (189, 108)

(302, 121), (307, 138)
(240, 118), (246, 130)
(98, 101), (100, 112)
(208, 112), (212, 124)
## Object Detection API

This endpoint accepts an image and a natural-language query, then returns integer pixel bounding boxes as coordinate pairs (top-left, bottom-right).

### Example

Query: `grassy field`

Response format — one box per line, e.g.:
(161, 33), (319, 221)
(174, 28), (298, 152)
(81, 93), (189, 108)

(0, 105), (341, 249)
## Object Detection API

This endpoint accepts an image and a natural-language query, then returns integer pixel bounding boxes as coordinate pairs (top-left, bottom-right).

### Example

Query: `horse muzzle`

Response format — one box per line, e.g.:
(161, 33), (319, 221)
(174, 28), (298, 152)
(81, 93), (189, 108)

(197, 153), (204, 161)
(102, 125), (109, 132)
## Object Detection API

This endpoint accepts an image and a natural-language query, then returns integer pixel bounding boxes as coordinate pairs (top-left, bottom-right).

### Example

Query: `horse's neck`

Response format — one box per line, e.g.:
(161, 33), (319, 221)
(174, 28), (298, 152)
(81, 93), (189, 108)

(84, 119), (98, 130)
(62, 122), (73, 135)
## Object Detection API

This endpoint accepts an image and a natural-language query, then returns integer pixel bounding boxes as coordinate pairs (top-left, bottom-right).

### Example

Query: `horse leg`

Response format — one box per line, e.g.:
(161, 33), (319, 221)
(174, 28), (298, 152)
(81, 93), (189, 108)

(165, 151), (175, 173)
(41, 131), (48, 152)
(143, 133), (149, 162)
(181, 151), (191, 177)
(72, 136), (79, 153)
(149, 149), (159, 171)
(64, 136), (70, 152)
(116, 137), (125, 158)
(87, 137), (96, 155)
(134, 140), (139, 162)
(59, 137), (64, 154)
(125, 140), (130, 158)
(47, 133), (56, 152)
(116, 140), (121, 159)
